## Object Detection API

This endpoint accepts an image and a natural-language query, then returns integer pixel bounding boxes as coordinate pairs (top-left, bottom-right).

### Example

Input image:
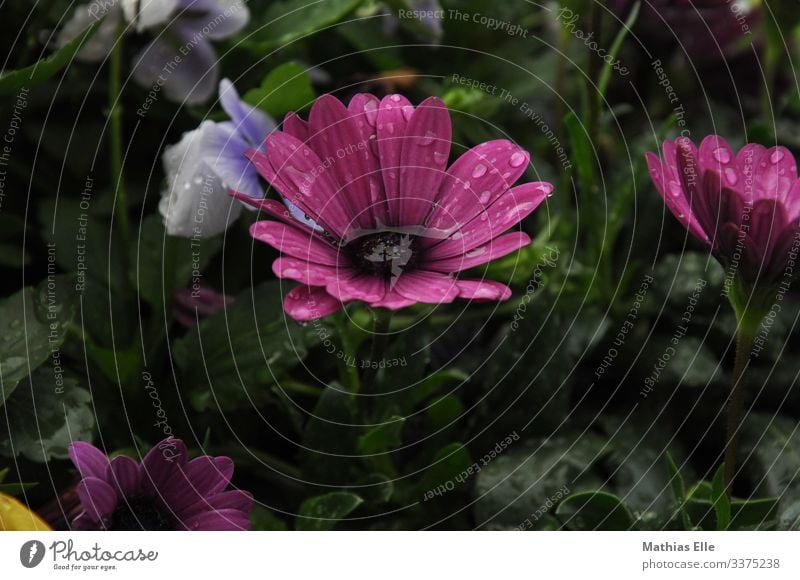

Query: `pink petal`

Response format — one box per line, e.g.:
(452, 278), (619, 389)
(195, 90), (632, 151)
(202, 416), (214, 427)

(283, 112), (309, 142)
(426, 140), (529, 232)
(181, 490), (254, 520)
(376, 94), (414, 225)
(283, 285), (342, 321)
(427, 181), (551, 260)
(273, 257), (349, 286)
(398, 96), (451, 226)
(230, 190), (295, 221)
(250, 221), (342, 266)
(253, 132), (352, 238)
(369, 289), (418, 310)
(393, 270), (460, 303)
(645, 150), (710, 247)
(456, 279), (512, 301)
(426, 232), (531, 272)
(308, 94), (379, 230)
(69, 441), (110, 479)
(326, 274), (386, 303)
(105, 456), (142, 499)
(77, 477), (118, 523)
(754, 146), (797, 202)
(142, 438), (187, 492)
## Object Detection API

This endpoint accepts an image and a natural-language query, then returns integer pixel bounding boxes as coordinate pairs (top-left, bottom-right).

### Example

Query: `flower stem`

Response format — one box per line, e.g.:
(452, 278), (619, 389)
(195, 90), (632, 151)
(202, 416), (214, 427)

(723, 327), (755, 496)
(333, 313), (360, 392)
(109, 21), (130, 253)
(360, 308), (393, 397)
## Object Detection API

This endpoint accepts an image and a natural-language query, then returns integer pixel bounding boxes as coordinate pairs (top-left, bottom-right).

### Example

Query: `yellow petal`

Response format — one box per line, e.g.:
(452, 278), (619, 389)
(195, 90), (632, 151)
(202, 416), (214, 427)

(0, 492), (51, 531)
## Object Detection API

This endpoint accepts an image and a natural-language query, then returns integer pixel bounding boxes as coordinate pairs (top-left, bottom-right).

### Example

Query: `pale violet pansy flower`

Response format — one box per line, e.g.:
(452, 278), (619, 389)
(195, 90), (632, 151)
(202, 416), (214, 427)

(58, 0), (249, 104)
(159, 78), (276, 238)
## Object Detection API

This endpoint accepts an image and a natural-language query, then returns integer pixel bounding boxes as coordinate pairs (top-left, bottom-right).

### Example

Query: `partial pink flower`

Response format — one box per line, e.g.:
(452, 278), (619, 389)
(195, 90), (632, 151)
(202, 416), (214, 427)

(173, 284), (235, 327)
(234, 93), (552, 321)
(646, 135), (800, 285)
(68, 438), (252, 530)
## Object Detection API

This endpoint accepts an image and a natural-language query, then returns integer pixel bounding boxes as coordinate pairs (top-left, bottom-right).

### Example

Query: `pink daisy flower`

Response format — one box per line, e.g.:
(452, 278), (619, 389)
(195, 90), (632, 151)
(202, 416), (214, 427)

(68, 438), (252, 530)
(646, 135), (800, 287)
(233, 93), (553, 321)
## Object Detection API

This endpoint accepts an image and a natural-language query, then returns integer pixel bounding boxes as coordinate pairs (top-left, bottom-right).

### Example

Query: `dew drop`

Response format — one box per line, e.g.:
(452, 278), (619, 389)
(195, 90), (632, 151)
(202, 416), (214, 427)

(401, 105), (414, 121)
(434, 151), (448, 165)
(390, 94), (401, 103)
(668, 182), (683, 196)
(193, 176), (203, 185)
(183, 182), (191, 190)
(472, 163), (487, 178)
(364, 100), (378, 126)
(712, 147), (731, 163)
(770, 149), (785, 164)
(466, 246), (487, 257)
(479, 190), (491, 204)
(386, 122), (395, 134)
(509, 151), (526, 167)
(419, 131), (436, 146)
(724, 167), (738, 185)
(283, 268), (301, 278)
(462, 180), (471, 190)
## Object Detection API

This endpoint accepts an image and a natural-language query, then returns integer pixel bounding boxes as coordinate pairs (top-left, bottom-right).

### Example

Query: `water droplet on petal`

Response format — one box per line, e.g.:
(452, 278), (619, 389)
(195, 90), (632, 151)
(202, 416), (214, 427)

(462, 180), (471, 190)
(712, 147), (731, 163)
(509, 151), (527, 167)
(770, 149), (785, 164)
(390, 94), (401, 103)
(472, 163), (487, 178)
(193, 176), (203, 185)
(386, 122), (395, 134)
(401, 105), (414, 121)
(283, 268), (301, 278)
(466, 246), (487, 257)
(669, 182), (683, 196)
(724, 167), (738, 185)
(183, 182), (191, 190)
(480, 212), (488, 221)
(364, 100), (378, 126)
(434, 151), (448, 165)
(419, 131), (436, 146)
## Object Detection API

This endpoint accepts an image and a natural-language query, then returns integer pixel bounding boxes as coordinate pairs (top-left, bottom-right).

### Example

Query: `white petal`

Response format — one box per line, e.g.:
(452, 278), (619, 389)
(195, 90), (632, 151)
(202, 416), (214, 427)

(160, 125), (242, 238)
(57, 3), (122, 62)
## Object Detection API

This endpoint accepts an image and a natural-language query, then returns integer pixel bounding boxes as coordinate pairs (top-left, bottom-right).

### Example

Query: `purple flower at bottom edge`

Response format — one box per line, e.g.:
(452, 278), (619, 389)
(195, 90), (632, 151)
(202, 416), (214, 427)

(68, 438), (253, 530)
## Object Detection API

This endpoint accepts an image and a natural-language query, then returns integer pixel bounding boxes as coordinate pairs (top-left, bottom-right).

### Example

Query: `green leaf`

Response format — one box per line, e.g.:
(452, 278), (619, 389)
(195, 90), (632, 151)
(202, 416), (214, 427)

(357, 473), (394, 504)
(0, 366), (94, 462)
(173, 281), (316, 411)
(250, 505), (288, 530)
(0, 21), (100, 95)
(0, 283), (72, 404)
(243, 62), (315, 117)
(474, 435), (606, 530)
(665, 451), (692, 530)
(358, 415), (405, 454)
(711, 464), (731, 530)
(419, 443), (472, 497)
(296, 492), (363, 531)
(300, 385), (362, 485)
(556, 490), (634, 530)
(426, 395), (463, 429)
(132, 215), (221, 307)
(564, 111), (595, 196)
(742, 414), (800, 507)
(245, 0), (363, 53)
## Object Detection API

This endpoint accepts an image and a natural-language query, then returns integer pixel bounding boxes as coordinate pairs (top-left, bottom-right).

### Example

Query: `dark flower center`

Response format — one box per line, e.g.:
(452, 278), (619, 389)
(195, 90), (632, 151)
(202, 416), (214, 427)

(110, 497), (172, 531)
(346, 232), (422, 280)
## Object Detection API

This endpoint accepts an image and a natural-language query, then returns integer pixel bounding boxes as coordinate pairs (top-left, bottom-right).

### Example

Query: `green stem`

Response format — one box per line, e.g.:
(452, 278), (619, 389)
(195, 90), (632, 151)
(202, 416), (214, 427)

(360, 308), (393, 397)
(109, 21), (130, 254)
(723, 328), (755, 495)
(333, 313), (361, 392)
